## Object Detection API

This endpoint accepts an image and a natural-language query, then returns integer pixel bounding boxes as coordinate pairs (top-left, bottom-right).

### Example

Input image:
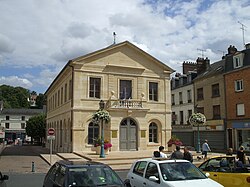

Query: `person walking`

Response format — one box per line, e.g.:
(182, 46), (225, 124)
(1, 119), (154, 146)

(183, 146), (193, 163)
(226, 148), (233, 156)
(202, 140), (211, 161)
(236, 146), (246, 164)
(170, 145), (184, 159)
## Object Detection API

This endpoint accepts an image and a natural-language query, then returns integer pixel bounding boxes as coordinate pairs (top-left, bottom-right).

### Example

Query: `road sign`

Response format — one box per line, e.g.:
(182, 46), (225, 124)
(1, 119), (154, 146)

(48, 128), (55, 136)
(47, 135), (55, 140)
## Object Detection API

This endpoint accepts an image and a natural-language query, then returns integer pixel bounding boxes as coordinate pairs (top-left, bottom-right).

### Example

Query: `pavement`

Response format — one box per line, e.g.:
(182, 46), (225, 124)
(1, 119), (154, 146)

(0, 144), (225, 174)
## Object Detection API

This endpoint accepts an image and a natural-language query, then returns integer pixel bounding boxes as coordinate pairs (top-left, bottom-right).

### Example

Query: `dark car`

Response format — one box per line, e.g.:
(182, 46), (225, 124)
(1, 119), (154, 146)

(0, 172), (9, 187)
(43, 160), (124, 187)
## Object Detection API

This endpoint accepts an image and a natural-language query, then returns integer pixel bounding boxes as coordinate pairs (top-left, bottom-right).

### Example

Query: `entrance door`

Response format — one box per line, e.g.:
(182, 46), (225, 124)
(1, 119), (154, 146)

(120, 118), (137, 150)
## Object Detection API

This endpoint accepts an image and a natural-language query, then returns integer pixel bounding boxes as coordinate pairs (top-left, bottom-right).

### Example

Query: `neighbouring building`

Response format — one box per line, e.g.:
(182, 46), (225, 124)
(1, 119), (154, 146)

(45, 41), (174, 153)
(193, 57), (227, 151)
(171, 61), (197, 146)
(0, 108), (44, 143)
(224, 44), (250, 152)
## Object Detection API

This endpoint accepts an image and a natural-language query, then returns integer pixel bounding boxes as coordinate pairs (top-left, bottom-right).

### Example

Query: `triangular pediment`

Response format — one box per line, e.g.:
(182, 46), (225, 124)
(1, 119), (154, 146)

(70, 41), (174, 76)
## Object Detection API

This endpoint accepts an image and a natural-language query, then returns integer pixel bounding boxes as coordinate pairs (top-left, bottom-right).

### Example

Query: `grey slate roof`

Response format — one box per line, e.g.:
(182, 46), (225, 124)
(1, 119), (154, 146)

(0, 108), (44, 115)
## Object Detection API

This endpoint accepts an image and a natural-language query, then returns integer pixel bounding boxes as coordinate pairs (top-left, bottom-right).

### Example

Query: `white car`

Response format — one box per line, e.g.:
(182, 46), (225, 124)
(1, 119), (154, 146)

(125, 158), (223, 187)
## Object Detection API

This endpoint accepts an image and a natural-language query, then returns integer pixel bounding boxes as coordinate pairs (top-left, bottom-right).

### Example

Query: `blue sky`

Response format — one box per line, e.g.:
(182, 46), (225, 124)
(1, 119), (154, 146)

(0, 0), (249, 94)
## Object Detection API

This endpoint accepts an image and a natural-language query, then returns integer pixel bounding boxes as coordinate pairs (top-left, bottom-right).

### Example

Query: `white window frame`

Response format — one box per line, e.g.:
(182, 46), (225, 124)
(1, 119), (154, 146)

(235, 80), (243, 92)
(233, 54), (243, 69)
(236, 103), (245, 116)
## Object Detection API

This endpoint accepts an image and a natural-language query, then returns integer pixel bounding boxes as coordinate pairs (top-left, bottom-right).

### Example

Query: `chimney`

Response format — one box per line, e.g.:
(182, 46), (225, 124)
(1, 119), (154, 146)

(227, 45), (237, 55)
(196, 57), (206, 75)
(245, 43), (250, 49)
(182, 61), (197, 74)
(204, 57), (210, 71)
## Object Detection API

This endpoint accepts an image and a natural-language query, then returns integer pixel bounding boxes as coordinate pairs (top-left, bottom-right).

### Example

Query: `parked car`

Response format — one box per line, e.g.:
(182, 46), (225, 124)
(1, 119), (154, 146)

(198, 156), (250, 187)
(43, 160), (124, 187)
(125, 158), (223, 187)
(0, 172), (9, 187)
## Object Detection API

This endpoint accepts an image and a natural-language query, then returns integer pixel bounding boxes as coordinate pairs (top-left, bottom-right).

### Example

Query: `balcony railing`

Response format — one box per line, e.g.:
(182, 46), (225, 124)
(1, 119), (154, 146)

(106, 99), (143, 109)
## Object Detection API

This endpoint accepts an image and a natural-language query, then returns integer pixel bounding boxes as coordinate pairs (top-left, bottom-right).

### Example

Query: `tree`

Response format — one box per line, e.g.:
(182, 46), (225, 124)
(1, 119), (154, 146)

(26, 114), (46, 145)
(35, 93), (46, 109)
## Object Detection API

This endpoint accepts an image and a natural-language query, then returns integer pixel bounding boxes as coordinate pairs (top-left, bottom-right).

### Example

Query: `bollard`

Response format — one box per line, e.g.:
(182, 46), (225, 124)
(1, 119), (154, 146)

(31, 161), (35, 172)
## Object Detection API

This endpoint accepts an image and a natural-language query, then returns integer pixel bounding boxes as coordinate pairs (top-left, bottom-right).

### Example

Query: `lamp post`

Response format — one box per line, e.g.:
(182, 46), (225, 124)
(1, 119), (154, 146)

(189, 112), (206, 153)
(99, 100), (105, 158)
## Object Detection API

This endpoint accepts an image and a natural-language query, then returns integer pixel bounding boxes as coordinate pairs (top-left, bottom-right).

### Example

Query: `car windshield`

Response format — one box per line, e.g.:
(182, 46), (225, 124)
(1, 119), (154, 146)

(160, 162), (207, 181)
(68, 166), (123, 187)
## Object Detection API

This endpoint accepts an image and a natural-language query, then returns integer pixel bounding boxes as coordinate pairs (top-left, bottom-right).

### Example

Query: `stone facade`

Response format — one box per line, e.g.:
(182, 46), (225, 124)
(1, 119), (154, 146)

(45, 41), (174, 153)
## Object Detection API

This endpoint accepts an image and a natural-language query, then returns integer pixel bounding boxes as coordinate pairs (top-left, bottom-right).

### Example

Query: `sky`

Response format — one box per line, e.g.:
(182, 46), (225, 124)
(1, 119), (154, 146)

(0, 0), (249, 94)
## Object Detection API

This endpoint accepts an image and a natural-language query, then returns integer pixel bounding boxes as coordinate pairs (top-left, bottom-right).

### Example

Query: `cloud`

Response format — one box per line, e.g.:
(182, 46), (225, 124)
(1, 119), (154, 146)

(0, 0), (249, 93)
(0, 76), (33, 89)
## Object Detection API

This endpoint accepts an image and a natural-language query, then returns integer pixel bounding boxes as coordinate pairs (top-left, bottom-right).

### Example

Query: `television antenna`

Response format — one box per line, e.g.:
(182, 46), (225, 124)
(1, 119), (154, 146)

(113, 32), (116, 44)
(238, 21), (247, 48)
(197, 48), (206, 58)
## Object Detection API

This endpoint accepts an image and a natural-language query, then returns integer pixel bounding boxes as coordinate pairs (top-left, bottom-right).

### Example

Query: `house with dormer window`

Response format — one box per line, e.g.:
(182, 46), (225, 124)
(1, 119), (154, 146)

(45, 41), (174, 153)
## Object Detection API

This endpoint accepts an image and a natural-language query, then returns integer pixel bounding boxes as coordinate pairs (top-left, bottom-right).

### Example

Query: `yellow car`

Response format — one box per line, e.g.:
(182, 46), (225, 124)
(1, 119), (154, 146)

(198, 156), (250, 187)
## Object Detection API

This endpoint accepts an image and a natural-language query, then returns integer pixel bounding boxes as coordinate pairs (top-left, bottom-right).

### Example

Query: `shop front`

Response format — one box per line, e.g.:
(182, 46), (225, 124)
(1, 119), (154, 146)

(232, 121), (250, 152)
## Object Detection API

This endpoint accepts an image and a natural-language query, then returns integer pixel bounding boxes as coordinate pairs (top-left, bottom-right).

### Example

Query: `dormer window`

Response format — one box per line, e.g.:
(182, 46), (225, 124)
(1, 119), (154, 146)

(233, 54), (243, 69)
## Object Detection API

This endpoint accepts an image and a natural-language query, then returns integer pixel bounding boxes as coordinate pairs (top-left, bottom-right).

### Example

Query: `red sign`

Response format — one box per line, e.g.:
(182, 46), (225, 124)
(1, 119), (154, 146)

(48, 128), (55, 136)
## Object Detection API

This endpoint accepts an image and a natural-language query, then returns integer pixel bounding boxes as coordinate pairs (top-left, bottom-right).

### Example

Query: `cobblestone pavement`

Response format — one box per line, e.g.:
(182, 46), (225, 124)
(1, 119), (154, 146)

(0, 144), (51, 173)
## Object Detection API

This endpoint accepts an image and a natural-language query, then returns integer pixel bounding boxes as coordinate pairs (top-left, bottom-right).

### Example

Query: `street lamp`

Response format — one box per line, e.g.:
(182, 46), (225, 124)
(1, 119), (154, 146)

(189, 112), (206, 153)
(99, 100), (105, 158)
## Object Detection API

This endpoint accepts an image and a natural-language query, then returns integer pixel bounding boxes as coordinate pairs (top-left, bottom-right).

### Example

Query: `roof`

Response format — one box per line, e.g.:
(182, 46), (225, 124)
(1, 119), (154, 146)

(0, 108), (44, 115)
(45, 41), (174, 95)
(194, 59), (225, 81)
(57, 160), (106, 167)
(136, 157), (189, 163)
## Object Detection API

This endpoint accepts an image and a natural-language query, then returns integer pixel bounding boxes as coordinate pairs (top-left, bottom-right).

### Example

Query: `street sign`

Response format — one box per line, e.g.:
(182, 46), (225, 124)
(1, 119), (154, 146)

(48, 128), (55, 136)
(47, 135), (55, 140)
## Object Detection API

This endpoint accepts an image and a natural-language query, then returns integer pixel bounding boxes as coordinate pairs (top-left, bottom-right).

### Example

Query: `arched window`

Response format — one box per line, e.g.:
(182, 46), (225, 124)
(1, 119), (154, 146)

(88, 122), (99, 144)
(149, 122), (158, 143)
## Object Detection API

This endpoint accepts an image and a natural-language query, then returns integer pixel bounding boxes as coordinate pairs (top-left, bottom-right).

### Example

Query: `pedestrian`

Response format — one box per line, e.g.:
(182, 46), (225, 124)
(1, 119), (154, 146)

(170, 145), (184, 159)
(226, 148), (233, 156)
(183, 146), (193, 163)
(202, 139), (211, 161)
(153, 146), (167, 158)
(236, 146), (246, 164)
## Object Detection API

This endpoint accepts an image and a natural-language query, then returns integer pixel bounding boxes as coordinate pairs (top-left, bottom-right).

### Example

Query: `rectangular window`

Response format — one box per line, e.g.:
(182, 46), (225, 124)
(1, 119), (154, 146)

(69, 79), (72, 100)
(172, 112), (176, 125)
(5, 123), (9, 129)
(212, 83), (220, 97)
(119, 80), (132, 99)
(171, 94), (175, 105)
(179, 92), (183, 104)
(197, 88), (204, 100)
(64, 83), (67, 102)
(236, 103), (245, 116)
(21, 123), (25, 129)
(21, 116), (25, 121)
(235, 80), (243, 92)
(197, 107), (204, 114)
(213, 105), (221, 119)
(233, 55), (243, 69)
(179, 111), (184, 125)
(187, 90), (192, 103)
(149, 82), (158, 101)
(58, 90), (60, 106)
(89, 77), (101, 98)
(6, 116), (9, 120)
(61, 87), (63, 104)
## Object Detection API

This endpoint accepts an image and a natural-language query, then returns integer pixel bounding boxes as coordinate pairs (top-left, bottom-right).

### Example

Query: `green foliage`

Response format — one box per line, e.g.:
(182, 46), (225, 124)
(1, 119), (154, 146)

(0, 85), (30, 108)
(92, 109), (111, 124)
(0, 84), (45, 109)
(35, 93), (46, 109)
(26, 114), (46, 143)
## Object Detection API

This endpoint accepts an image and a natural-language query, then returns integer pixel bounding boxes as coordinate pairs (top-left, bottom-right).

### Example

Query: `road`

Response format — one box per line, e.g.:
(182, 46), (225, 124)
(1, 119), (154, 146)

(0, 144), (128, 187)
